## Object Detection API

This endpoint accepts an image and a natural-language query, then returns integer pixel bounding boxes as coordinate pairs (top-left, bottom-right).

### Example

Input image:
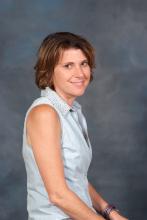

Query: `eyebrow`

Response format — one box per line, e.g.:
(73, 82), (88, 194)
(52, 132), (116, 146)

(62, 59), (88, 65)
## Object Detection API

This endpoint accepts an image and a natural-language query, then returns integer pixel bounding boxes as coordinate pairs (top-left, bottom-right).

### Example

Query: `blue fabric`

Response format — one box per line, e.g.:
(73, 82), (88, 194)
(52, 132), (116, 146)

(22, 86), (96, 220)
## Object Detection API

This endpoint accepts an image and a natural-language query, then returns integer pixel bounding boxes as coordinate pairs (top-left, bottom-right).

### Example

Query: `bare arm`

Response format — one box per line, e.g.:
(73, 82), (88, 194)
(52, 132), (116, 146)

(88, 181), (129, 220)
(88, 182), (108, 213)
(26, 104), (105, 220)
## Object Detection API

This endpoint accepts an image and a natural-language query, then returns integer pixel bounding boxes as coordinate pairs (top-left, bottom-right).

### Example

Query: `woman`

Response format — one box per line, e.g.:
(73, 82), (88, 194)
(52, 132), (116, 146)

(22, 32), (128, 220)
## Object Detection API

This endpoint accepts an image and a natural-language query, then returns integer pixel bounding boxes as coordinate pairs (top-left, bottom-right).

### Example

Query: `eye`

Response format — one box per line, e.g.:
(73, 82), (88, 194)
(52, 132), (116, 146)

(81, 61), (89, 67)
(64, 63), (73, 69)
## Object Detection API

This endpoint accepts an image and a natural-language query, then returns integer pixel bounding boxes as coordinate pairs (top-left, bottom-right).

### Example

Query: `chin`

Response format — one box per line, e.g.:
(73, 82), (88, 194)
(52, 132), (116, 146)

(72, 89), (86, 97)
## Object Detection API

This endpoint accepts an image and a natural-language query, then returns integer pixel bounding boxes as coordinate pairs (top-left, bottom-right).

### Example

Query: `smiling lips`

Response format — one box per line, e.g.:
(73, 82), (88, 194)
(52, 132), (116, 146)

(71, 79), (85, 83)
(71, 81), (85, 87)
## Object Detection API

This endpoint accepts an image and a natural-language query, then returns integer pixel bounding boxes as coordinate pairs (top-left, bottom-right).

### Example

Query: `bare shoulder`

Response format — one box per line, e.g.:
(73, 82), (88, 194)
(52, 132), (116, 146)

(27, 104), (60, 125)
(26, 104), (61, 146)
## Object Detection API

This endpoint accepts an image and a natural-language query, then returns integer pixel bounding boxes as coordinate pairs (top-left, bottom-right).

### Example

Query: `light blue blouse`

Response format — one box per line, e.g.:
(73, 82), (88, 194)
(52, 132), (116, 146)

(22, 86), (97, 220)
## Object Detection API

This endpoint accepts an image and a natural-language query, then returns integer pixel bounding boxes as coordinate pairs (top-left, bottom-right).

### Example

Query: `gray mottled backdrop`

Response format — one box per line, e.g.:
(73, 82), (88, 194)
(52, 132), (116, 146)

(0, 0), (147, 219)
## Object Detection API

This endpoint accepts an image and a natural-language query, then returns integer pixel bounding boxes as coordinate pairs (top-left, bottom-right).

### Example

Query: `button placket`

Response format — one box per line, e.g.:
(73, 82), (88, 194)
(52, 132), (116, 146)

(70, 110), (83, 131)
(70, 109), (90, 149)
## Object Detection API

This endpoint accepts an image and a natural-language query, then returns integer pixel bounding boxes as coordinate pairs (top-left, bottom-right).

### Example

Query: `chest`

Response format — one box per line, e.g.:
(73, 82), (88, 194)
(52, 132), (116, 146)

(60, 113), (92, 174)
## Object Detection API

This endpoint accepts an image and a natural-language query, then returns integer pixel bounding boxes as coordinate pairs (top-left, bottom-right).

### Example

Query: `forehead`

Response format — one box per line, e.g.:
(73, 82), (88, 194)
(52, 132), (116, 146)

(58, 48), (87, 63)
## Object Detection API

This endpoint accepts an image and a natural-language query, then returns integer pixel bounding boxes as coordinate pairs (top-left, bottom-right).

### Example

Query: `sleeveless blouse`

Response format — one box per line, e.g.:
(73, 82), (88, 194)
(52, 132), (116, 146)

(22, 86), (97, 220)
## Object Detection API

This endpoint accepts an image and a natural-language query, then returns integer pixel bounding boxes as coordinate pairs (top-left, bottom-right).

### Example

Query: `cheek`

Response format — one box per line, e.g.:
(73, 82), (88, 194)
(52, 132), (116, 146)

(86, 69), (91, 79)
(87, 73), (92, 85)
(53, 70), (62, 80)
(54, 71), (70, 84)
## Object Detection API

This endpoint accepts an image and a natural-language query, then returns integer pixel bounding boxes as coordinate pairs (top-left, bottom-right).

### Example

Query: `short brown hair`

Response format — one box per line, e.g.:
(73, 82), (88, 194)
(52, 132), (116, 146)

(34, 32), (95, 90)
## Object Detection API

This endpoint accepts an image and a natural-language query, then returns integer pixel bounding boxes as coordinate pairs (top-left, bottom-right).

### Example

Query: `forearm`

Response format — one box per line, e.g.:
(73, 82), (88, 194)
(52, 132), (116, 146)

(88, 182), (129, 220)
(88, 181), (108, 213)
(51, 188), (105, 220)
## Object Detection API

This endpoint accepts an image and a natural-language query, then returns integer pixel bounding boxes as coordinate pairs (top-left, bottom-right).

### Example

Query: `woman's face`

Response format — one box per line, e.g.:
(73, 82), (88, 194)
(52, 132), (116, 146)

(52, 48), (91, 105)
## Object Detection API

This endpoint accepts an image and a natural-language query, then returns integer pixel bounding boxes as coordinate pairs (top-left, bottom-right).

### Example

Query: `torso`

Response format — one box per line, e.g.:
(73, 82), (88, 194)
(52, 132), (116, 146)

(22, 86), (96, 219)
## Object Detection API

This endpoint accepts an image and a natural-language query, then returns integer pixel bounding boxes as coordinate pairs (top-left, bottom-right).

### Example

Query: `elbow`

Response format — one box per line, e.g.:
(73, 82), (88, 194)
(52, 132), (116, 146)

(49, 192), (63, 205)
(49, 189), (69, 206)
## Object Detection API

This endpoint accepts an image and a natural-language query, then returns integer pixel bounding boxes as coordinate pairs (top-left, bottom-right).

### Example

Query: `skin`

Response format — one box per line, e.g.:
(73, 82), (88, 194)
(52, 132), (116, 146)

(52, 48), (91, 106)
(26, 48), (128, 220)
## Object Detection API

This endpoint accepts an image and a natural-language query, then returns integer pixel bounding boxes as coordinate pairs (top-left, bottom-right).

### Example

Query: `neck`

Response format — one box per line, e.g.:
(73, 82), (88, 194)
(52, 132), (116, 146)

(54, 89), (76, 107)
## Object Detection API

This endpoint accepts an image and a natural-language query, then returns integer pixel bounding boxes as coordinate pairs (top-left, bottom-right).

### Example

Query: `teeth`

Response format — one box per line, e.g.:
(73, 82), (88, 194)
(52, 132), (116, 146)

(72, 81), (84, 83)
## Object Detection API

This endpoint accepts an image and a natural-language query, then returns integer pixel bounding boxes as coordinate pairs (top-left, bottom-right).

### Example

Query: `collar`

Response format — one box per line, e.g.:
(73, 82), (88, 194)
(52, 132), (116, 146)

(40, 86), (82, 116)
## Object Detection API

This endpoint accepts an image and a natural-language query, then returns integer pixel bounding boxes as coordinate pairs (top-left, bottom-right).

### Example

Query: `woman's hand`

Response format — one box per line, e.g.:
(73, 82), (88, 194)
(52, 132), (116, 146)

(109, 210), (129, 220)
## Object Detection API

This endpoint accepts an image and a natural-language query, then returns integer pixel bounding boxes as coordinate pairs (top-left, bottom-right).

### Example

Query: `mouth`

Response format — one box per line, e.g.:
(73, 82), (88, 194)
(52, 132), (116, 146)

(70, 80), (85, 85)
(71, 82), (84, 88)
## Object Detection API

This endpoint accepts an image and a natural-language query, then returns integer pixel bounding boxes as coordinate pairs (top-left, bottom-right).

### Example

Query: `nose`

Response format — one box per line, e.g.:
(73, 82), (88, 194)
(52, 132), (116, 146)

(75, 65), (84, 77)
